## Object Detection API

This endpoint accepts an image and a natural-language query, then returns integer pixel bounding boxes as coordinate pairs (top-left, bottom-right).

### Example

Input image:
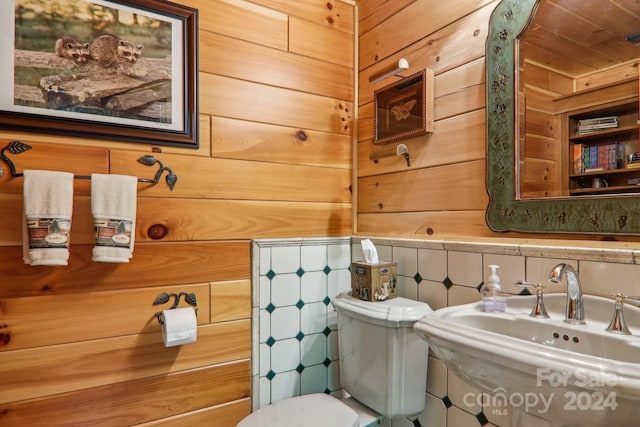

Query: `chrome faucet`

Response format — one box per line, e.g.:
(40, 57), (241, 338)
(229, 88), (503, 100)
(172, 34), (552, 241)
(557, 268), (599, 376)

(548, 263), (586, 325)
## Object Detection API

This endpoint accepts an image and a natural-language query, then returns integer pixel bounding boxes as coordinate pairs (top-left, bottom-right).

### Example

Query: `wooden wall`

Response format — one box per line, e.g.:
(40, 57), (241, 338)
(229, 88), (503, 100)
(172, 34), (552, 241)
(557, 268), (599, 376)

(356, 0), (498, 237)
(518, 61), (572, 198)
(355, 0), (640, 242)
(0, 0), (354, 425)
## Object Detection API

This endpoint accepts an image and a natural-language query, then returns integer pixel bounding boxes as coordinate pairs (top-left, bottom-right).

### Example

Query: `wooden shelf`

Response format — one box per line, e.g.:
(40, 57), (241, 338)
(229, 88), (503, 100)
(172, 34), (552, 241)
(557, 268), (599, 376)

(570, 184), (640, 196)
(563, 95), (639, 197)
(569, 124), (640, 142)
(570, 167), (640, 179)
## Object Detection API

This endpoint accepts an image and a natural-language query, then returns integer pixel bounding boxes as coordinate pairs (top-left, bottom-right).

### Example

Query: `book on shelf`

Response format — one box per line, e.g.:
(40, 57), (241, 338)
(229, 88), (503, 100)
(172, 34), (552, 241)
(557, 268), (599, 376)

(578, 116), (618, 126)
(628, 152), (640, 163)
(573, 144), (583, 174)
(628, 177), (640, 185)
(575, 115), (618, 134)
(588, 146), (597, 168)
(573, 142), (623, 174)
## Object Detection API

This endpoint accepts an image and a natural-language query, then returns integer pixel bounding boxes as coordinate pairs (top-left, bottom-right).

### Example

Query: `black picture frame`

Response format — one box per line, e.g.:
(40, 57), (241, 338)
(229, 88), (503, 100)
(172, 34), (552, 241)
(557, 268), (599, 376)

(2, 0), (199, 148)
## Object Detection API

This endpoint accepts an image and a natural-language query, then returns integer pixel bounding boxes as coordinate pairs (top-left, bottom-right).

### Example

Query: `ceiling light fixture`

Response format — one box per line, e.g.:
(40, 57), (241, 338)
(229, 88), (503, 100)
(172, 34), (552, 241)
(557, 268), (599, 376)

(624, 31), (640, 44)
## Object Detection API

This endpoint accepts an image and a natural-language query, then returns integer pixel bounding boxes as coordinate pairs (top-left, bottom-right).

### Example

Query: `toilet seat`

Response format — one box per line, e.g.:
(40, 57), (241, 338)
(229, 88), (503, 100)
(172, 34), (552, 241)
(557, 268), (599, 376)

(237, 393), (358, 427)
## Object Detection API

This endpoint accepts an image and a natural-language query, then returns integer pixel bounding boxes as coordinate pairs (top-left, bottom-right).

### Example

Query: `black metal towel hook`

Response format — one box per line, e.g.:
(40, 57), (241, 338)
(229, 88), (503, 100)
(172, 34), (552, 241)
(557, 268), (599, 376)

(0, 140), (177, 190)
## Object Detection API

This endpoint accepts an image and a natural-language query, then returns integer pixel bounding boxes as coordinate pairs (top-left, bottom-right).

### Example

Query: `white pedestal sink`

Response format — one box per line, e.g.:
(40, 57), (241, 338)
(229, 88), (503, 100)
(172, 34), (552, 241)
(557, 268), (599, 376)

(414, 294), (640, 427)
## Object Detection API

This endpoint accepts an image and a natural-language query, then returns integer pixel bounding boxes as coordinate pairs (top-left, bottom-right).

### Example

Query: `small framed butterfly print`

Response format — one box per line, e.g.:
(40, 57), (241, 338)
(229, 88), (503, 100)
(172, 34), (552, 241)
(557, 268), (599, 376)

(374, 69), (434, 145)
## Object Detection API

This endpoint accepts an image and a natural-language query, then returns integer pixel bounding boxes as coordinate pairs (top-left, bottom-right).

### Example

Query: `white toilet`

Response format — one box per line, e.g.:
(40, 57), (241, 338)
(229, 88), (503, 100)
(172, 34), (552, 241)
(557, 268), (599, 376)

(237, 292), (432, 427)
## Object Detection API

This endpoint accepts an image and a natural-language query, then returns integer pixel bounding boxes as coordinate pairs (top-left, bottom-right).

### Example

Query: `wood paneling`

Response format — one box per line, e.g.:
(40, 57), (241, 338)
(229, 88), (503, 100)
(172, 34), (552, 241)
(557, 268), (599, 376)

(523, 109), (557, 138)
(358, 160), (487, 213)
(132, 398), (251, 427)
(519, 62), (566, 199)
(0, 193), (94, 246)
(520, 0), (640, 79)
(210, 117), (352, 168)
(358, 0), (496, 70)
(0, 241), (250, 298)
(356, 1), (495, 238)
(553, 78), (638, 113)
(0, 360), (250, 426)
(211, 280), (252, 322)
(0, 141), (108, 195)
(1, 320), (250, 403)
(199, 31), (352, 100)
(434, 83), (485, 121)
(434, 57), (486, 98)
(1, 1), (354, 423)
(110, 150), (352, 202)
(358, 109), (486, 176)
(289, 16), (354, 66)
(200, 73), (353, 134)
(135, 199), (352, 240)
(358, 2), (496, 105)
(357, 210), (492, 236)
(184, 0), (288, 50)
(250, 0), (354, 34)
(0, 117), (212, 157)
(521, 62), (573, 95)
(2, 185), (350, 247)
(358, 0), (416, 35)
(0, 284), (211, 351)
(575, 61), (640, 92)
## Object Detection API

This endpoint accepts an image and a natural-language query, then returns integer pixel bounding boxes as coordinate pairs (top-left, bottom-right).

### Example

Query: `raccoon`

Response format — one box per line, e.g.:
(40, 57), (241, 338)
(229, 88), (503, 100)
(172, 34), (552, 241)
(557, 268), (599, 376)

(89, 34), (144, 67)
(55, 36), (90, 63)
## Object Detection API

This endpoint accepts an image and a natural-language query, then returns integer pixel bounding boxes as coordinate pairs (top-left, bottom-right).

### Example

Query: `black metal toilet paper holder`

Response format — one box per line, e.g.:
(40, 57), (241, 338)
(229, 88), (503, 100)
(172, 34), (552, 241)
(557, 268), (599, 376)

(153, 291), (198, 325)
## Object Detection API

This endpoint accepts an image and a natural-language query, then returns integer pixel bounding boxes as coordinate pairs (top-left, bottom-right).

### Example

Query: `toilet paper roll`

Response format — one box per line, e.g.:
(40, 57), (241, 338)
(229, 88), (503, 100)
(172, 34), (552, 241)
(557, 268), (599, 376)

(160, 307), (197, 347)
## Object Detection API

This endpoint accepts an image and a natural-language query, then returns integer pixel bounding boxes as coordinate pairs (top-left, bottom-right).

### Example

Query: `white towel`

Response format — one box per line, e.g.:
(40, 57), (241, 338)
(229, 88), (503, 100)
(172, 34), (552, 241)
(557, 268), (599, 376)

(91, 174), (138, 263)
(23, 170), (75, 266)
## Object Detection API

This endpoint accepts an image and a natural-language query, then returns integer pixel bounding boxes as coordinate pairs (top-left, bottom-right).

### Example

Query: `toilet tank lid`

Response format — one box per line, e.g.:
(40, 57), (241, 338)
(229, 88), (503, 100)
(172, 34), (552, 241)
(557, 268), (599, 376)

(333, 293), (432, 326)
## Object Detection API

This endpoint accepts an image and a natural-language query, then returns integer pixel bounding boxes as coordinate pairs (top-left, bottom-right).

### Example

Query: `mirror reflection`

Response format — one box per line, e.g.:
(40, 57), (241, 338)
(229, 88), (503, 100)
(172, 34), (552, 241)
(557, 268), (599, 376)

(517, 0), (640, 199)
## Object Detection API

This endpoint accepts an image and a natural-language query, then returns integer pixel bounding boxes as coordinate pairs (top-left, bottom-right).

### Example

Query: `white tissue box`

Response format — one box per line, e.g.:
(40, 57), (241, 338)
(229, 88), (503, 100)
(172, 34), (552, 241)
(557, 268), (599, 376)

(351, 261), (397, 301)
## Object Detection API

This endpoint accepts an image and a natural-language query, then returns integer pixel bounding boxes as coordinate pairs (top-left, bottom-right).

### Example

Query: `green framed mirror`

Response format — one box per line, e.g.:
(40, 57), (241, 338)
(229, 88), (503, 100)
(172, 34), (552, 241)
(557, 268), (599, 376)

(486, 0), (640, 235)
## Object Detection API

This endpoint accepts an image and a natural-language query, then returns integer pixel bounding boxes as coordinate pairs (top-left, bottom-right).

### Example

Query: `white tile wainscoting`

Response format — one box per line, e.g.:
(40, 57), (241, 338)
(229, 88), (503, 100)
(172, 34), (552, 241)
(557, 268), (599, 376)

(251, 238), (352, 410)
(252, 236), (640, 427)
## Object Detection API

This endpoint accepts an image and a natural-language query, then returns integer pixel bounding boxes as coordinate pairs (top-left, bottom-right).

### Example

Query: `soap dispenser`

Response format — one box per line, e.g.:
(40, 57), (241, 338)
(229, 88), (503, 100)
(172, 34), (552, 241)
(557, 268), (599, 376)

(481, 264), (506, 312)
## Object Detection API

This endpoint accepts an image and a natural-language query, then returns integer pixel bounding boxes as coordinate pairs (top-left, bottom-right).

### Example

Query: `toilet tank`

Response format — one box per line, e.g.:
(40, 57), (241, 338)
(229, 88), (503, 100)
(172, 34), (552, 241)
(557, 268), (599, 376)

(332, 293), (432, 419)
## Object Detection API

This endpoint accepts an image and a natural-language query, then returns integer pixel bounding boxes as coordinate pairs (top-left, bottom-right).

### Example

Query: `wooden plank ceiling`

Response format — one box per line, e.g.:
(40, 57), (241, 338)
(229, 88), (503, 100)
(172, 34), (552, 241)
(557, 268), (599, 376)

(519, 0), (640, 78)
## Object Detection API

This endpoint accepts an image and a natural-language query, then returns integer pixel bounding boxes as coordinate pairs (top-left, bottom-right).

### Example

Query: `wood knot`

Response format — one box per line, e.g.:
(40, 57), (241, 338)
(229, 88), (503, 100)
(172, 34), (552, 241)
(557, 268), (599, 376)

(147, 224), (168, 240)
(0, 333), (11, 347)
(295, 130), (308, 142)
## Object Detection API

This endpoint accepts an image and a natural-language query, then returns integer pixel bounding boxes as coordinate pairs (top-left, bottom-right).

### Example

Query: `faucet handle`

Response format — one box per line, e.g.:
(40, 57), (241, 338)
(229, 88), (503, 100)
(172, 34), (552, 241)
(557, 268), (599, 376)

(514, 280), (543, 290)
(609, 293), (640, 305)
(606, 293), (633, 335)
(514, 281), (549, 318)
(620, 295), (640, 306)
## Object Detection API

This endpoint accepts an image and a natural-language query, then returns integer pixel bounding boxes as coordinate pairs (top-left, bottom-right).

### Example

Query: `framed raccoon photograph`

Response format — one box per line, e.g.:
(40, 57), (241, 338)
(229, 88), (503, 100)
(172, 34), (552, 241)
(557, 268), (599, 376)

(0, 0), (199, 147)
